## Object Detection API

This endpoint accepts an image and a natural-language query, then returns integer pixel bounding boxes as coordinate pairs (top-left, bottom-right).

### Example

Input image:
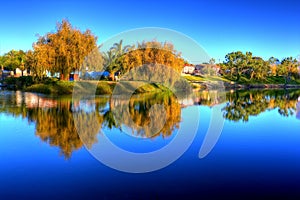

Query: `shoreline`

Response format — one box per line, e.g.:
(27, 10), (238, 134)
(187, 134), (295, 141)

(190, 81), (300, 90)
(2, 79), (300, 95)
(224, 83), (300, 89)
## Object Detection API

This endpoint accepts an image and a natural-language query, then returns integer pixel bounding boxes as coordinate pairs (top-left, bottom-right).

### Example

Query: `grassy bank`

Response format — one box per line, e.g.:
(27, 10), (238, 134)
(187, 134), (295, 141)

(24, 80), (169, 95)
(183, 74), (300, 89)
(1, 76), (179, 95)
(3, 75), (300, 95)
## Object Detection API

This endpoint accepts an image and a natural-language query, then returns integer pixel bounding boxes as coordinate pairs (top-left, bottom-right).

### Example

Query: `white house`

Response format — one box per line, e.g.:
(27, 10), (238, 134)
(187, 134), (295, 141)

(182, 65), (195, 74)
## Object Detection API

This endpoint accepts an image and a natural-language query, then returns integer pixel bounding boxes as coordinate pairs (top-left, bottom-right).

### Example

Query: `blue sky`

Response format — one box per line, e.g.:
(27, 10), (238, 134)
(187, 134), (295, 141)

(0, 0), (299, 63)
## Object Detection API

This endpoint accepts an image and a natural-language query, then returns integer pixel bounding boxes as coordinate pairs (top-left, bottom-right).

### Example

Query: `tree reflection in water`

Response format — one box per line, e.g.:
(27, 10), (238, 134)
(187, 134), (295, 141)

(0, 92), (182, 158)
(112, 92), (181, 138)
(222, 89), (300, 122)
(296, 97), (300, 120)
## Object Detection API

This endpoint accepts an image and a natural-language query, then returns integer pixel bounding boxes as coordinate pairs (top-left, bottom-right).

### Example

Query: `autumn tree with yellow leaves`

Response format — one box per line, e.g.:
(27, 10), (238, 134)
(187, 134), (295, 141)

(102, 40), (185, 80)
(30, 19), (98, 80)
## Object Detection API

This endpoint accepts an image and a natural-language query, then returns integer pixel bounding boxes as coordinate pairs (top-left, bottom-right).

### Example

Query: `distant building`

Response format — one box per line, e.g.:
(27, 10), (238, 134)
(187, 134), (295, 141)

(46, 70), (60, 79)
(1, 69), (11, 80)
(182, 64), (220, 76)
(194, 64), (206, 75)
(46, 70), (80, 81)
(15, 91), (57, 108)
(12, 68), (31, 77)
(1, 66), (32, 80)
(182, 65), (195, 74)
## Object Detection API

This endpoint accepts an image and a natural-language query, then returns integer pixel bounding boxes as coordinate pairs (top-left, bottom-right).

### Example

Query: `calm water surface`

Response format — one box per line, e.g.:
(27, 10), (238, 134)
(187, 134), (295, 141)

(0, 89), (300, 199)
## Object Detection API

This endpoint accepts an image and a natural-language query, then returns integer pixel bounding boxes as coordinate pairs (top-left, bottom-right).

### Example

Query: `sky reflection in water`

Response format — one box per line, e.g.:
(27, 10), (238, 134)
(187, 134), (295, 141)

(0, 89), (300, 199)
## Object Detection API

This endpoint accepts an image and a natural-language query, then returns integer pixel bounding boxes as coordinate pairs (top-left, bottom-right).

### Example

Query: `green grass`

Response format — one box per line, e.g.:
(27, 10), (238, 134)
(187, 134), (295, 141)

(26, 81), (116, 95)
(96, 81), (115, 94)
(25, 84), (53, 94)
(183, 74), (231, 83)
(25, 81), (75, 95)
(184, 74), (300, 85)
(17, 74), (300, 95)
(24, 80), (169, 95)
(231, 76), (300, 85)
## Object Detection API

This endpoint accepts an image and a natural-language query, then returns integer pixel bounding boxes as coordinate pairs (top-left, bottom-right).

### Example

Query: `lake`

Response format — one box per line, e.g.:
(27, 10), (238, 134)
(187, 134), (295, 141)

(0, 89), (300, 199)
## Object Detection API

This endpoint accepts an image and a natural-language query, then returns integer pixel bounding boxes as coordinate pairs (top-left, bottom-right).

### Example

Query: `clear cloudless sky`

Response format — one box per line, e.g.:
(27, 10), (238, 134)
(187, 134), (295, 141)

(0, 0), (299, 62)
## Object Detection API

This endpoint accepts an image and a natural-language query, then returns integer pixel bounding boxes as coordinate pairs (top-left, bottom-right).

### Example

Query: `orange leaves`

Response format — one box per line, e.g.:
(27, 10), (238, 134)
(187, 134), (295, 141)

(120, 41), (184, 74)
(33, 19), (98, 79)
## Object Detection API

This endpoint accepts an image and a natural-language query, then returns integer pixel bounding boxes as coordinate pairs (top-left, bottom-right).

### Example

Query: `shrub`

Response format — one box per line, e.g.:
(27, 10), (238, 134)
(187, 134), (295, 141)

(25, 84), (52, 94)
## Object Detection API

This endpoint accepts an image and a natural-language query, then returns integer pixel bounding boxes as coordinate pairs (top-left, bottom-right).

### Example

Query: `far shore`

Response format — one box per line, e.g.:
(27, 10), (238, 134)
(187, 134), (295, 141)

(226, 83), (300, 89)
(191, 82), (300, 90)
(1, 81), (300, 96)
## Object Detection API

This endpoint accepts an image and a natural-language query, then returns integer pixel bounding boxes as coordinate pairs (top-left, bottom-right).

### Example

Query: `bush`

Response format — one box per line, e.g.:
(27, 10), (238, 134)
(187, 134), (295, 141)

(41, 77), (59, 84)
(25, 84), (52, 94)
(96, 82), (114, 95)
(3, 76), (34, 90)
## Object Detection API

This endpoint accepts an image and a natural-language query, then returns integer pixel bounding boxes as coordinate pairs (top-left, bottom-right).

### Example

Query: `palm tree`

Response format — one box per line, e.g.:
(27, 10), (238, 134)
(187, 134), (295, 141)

(103, 50), (117, 74)
(17, 50), (27, 76)
(111, 40), (132, 57)
(103, 40), (133, 80)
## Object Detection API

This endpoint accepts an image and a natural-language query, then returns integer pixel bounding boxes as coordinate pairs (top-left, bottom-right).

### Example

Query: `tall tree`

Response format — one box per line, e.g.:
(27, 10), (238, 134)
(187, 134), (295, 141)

(1, 50), (27, 75)
(0, 55), (5, 70)
(33, 19), (97, 80)
(249, 57), (269, 80)
(268, 57), (280, 76)
(103, 40), (133, 80)
(224, 51), (252, 81)
(119, 40), (184, 77)
(278, 57), (299, 84)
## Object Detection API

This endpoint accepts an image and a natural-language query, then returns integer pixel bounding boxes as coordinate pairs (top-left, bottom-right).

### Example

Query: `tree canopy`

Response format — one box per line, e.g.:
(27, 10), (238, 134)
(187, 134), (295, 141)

(0, 50), (27, 74)
(29, 19), (98, 80)
(101, 40), (185, 80)
(221, 51), (300, 82)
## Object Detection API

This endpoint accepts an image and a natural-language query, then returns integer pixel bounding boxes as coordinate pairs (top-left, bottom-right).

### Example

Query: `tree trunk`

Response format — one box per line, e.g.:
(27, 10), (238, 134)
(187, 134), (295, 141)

(60, 73), (70, 81)
(236, 73), (240, 81)
(250, 71), (254, 80)
(109, 72), (115, 81)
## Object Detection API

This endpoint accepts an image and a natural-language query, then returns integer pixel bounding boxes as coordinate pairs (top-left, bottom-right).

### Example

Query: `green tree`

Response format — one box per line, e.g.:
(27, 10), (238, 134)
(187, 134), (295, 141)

(222, 90), (299, 122)
(224, 51), (252, 81)
(0, 55), (5, 70)
(249, 57), (269, 80)
(1, 50), (27, 75)
(278, 57), (298, 84)
(103, 40), (133, 80)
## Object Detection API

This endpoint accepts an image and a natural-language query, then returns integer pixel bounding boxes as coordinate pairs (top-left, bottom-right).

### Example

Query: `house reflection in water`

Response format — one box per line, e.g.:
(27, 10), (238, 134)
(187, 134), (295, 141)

(15, 91), (57, 108)
(297, 97), (300, 120)
(178, 90), (225, 108)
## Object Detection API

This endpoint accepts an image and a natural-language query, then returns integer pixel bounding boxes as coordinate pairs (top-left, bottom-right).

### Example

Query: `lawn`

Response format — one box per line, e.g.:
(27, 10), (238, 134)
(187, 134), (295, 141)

(184, 74), (300, 85)
(183, 74), (231, 83)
